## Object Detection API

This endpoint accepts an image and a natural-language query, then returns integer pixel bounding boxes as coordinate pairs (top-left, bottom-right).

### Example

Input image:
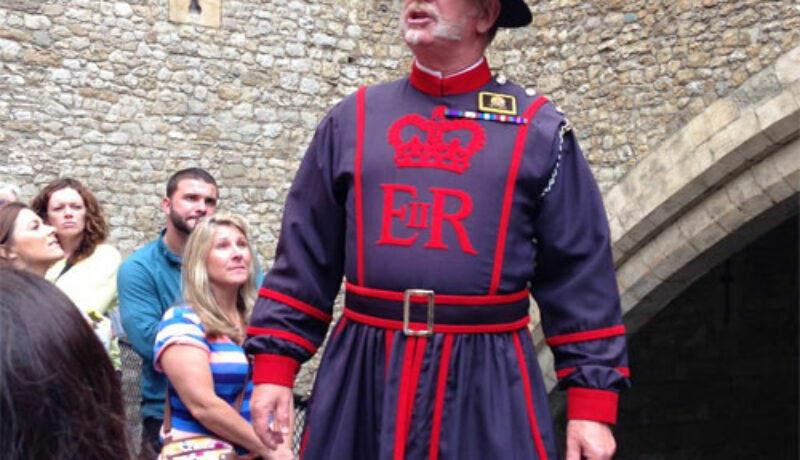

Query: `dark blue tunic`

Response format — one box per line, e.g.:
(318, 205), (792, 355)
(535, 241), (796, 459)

(245, 59), (630, 460)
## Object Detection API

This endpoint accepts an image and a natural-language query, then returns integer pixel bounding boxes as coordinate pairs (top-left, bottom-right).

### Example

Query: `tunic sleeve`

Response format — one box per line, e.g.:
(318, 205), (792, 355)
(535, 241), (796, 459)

(531, 124), (631, 424)
(244, 113), (346, 388)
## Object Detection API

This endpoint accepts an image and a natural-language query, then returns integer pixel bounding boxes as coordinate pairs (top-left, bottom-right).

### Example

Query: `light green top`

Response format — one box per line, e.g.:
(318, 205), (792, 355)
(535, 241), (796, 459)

(46, 243), (123, 370)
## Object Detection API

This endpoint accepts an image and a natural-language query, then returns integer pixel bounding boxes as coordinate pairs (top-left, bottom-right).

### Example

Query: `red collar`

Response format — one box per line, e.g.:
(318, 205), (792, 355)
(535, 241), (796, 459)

(409, 59), (492, 96)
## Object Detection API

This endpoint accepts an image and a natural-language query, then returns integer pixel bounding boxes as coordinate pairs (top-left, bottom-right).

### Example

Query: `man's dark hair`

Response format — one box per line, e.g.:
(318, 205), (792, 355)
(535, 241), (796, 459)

(0, 267), (130, 459)
(165, 168), (217, 198)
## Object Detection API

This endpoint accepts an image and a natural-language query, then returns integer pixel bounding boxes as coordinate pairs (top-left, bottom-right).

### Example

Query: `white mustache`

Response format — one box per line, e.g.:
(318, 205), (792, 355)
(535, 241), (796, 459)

(404, 2), (440, 21)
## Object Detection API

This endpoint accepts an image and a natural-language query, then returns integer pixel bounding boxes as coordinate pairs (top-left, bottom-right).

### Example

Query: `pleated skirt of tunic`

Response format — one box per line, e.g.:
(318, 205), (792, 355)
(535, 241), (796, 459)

(298, 318), (558, 460)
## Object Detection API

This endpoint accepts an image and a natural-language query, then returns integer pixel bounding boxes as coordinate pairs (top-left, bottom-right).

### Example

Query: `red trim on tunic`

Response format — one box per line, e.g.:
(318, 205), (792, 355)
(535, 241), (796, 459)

(567, 387), (619, 424)
(513, 333), (549, 460)
(393, 337), (427, 460)
(332, 317), (348, 338)
(409, 59), (492, 96)
(555, 367), (577, 380)
(546, 325), (626, 347)
(355, 86), (367, 286)
(429, 334), (454, 460)
(246, 326), (317, 354)
(343, 307), (530, 334)
(259, 288), (332, 323)
(556, 366), (630, 380)
(299, 428), (310, 460)
(252, 354), (299, 387)
(346, 282), (529, 305)
(489, 96), (548, 295)
(385, 329), (394, 379)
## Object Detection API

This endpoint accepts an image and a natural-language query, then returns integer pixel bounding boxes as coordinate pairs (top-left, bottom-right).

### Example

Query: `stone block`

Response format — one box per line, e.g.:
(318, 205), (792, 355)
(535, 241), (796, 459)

(750, 145), (797, 203)
(688, 98), (740, 146)
(703, 186), (746, 234)
(676, 204), (728, 254)
(771, 137), (800, 192)
(706, 111), (774, 181)
(617, 248), (654, 295)
(608, 213), (625, 244)
(725, 170), (773, 223)
(774, 44), (800, 85)
(755, 88), (800, 144)
(604, 186), (626, 226)
(644, 145), (714, 228)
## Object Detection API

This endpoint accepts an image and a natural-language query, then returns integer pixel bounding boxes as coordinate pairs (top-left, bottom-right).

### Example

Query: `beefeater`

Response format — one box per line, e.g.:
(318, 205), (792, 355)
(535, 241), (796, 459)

(245, 1), (631, 458)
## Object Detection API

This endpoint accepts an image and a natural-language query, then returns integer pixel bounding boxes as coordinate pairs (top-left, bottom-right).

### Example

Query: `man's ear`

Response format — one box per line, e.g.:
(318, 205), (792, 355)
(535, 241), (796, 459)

(0, 246), (17, 262)
(477, 0), (501, 34)
(162, 196), (171, 214)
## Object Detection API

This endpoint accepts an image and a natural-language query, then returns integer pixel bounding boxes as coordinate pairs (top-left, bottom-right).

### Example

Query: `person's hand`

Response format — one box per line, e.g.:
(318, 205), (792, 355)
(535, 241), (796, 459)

(251, 383), (294, 450)
(565, 419), (616, 460)
(262, 445), (296, 460)
(89, 313), (113, 352)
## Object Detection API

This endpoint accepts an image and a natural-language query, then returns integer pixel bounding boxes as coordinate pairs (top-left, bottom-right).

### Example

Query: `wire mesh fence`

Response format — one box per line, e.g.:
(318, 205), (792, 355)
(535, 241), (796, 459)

(120, 341), (308, 457)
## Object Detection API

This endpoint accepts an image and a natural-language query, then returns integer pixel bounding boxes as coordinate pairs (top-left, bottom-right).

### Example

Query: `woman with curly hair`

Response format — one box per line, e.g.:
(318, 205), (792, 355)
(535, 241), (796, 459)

(32, 178), (121, 365)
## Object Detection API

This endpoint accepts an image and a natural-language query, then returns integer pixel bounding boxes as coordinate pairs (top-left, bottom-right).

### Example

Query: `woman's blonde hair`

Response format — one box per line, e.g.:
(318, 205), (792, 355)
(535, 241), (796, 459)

(182, 212), (258, 343)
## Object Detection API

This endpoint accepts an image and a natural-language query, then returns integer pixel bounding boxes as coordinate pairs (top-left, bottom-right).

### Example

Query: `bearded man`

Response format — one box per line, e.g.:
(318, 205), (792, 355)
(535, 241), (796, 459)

(119, 167), (218, 459)
(245, 1), (630, 459)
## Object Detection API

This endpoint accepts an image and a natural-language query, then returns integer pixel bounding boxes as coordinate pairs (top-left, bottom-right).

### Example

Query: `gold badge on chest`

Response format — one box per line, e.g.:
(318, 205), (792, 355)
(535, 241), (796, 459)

(478, 91), (517, 116)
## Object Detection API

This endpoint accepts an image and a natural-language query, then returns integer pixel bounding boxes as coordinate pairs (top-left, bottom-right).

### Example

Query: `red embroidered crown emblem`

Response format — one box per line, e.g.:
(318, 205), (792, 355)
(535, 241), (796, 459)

(387, 106), (485, 174)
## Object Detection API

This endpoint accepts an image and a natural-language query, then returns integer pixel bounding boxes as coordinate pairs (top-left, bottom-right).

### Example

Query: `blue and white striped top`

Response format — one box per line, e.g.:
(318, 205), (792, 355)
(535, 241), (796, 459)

(154, 303), (252, 450)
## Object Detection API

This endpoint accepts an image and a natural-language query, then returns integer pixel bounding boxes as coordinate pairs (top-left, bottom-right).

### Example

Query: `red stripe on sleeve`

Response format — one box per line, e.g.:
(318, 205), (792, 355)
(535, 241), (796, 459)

(489, 96), (548, 294)
(252, 354), (299, 387)
(247, 326), (318, 354)
(555, 367), (577, 379)
(259, 288), (332, 323)
(546, 325), (626, 347)
(567, 387), (619, 424)
(555, 366), (631, 380)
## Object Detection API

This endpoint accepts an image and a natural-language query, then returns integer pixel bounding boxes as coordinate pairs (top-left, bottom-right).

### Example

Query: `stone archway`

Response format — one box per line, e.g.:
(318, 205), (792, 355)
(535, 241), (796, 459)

(536, 45), (799, 392)
(607, 44), (799, 334)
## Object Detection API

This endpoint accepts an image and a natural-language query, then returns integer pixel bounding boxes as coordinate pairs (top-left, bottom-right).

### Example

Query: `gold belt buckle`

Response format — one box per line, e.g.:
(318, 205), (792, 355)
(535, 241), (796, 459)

(402, 289), (434, 337)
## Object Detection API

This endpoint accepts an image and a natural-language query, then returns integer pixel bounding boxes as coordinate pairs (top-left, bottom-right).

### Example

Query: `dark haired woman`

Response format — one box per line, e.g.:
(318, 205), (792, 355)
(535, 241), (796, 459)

(32, 178), (122, 366)
(0, 202), (64, 275)
(0, 267), (130, 459)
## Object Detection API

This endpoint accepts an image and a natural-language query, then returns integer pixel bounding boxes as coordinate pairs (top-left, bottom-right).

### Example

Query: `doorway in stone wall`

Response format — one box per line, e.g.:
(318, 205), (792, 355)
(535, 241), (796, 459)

(615, 214), (798, 459)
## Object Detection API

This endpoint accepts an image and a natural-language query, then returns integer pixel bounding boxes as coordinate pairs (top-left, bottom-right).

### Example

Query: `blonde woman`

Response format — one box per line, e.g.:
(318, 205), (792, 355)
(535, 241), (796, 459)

(154, 213), (293, 460)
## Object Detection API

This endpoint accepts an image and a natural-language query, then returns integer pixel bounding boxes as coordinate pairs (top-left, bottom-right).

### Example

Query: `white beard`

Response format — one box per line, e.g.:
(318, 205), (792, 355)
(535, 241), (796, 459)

(403, 17), (464, 45)
(401, 1), (466, 45)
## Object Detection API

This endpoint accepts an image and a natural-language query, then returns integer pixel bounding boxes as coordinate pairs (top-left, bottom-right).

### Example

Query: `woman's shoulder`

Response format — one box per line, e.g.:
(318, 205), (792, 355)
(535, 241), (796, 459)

(89, 244), (122, 264)
(44, 258), (67, 282)
(163, 302), (203, 325)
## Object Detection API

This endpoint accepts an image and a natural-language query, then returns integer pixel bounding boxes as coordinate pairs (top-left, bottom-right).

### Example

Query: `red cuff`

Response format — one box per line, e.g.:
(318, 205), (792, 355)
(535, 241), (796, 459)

(567, 387), (619, 424)
(252, 354), (299, 388)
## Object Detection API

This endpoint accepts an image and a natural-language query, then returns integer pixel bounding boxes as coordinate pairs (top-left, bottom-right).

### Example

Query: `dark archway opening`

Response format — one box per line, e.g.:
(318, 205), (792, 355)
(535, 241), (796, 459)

(618, 214), (798, 458)
(550, 214), (798, 459)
